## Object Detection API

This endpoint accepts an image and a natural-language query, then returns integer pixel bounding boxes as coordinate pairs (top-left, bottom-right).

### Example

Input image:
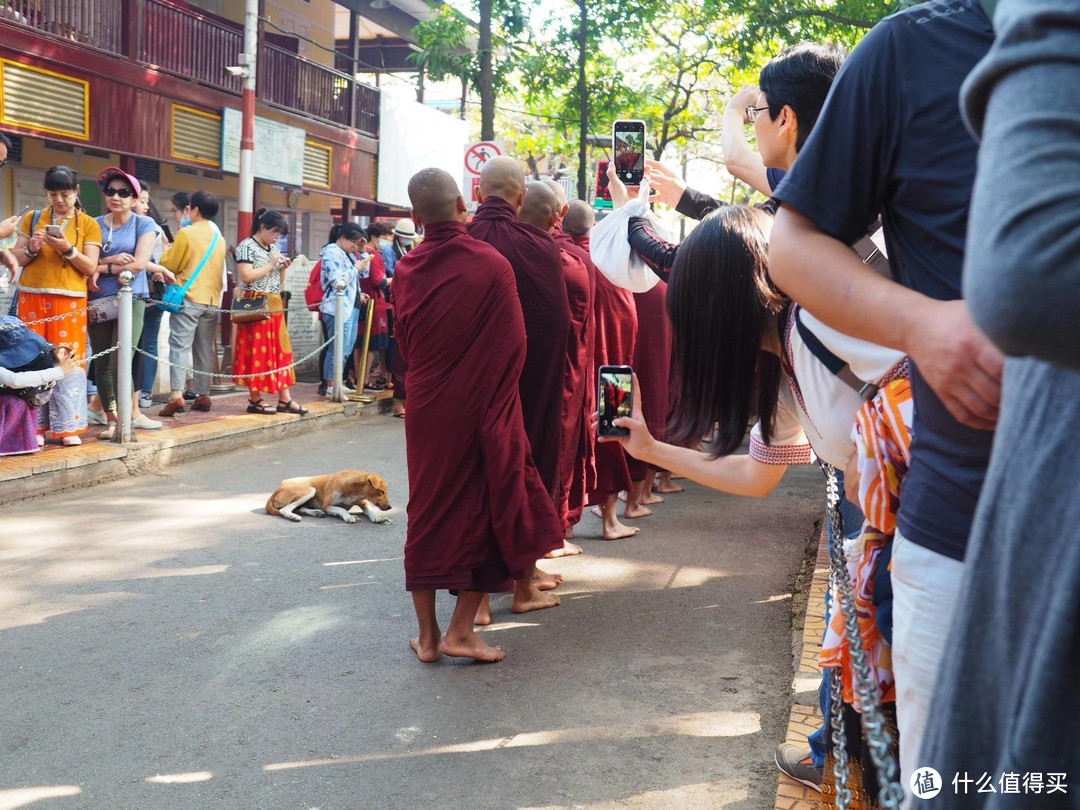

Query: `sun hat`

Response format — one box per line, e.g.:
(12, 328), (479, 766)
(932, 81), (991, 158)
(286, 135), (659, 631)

(97, 166), (141, 197)
(393, 218), (418, 240)
(0, 316), (49, 370)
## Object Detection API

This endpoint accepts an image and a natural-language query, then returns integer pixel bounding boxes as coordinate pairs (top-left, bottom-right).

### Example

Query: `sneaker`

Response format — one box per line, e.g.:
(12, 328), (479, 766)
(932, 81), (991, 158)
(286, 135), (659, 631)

(100, 423), (116, 440)
(138, 393), (153, 409)
(132, 414), (163, 430)
(317, 382), (328, 397)
(183, 390), (197, 401)
(775, 743), (823, 793)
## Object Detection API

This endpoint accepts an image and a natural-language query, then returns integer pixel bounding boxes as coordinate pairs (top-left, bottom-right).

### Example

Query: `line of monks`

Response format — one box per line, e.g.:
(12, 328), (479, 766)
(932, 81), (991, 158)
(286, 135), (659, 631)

(391, 159), (677, 664)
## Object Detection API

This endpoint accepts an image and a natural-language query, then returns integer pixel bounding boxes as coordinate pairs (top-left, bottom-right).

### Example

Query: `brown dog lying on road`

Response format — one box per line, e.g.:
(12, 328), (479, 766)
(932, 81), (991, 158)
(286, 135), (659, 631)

(266, 470), (393, 524)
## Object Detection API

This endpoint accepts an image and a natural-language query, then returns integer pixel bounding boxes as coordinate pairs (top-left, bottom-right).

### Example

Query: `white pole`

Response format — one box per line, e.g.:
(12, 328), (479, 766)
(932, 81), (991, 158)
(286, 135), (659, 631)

(332, 281), (346, 402)
(116, 270), (134, 443)
(237, 0), (258, 240)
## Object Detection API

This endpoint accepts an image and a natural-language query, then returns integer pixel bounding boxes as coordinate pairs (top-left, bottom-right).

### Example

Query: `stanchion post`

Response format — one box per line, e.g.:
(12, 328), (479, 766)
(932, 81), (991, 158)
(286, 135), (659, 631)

(353, 297), (375, 400)
(332, 280), (346, 402)
(116, 270), (134, 443)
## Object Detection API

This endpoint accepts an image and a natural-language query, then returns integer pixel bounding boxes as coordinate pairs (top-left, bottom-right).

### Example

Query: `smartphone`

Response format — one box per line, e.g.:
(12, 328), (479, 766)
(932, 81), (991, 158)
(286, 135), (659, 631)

(612, 120), (646, 185)
(44, 224), (64, 237)
(14, 204), (31, 219)
(598, 364), (634, 438)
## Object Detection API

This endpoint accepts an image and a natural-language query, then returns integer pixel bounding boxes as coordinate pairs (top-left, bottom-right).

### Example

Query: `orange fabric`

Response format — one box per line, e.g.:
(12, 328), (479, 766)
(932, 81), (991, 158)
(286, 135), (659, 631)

(16, 292), (88, 438)
(232, 294), (295, 393)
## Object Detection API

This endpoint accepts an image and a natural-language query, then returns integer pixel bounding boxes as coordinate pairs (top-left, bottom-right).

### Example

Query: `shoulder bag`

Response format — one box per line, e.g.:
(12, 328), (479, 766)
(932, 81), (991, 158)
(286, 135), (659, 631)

(159, 227), (221, 314)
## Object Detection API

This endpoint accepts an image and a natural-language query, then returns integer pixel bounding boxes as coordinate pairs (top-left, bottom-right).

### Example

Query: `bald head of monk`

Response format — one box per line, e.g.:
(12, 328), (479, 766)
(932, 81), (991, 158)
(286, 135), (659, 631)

(542, 178), (569, 219)
(518, 182), (560, 233)
(563, 200), (596, 237)
(408, 167), (467, 228)
(478, 155), (526, 210)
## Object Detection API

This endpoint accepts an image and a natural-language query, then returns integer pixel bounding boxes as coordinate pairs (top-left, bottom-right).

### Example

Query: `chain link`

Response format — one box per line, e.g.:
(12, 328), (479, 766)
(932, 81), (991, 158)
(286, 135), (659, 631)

(829, 665), (853, 808)
(0, 302), (107, 330)
(132, 336), (333, 381)
(79, 343), (121, 366)
(823, 463), (904, 809)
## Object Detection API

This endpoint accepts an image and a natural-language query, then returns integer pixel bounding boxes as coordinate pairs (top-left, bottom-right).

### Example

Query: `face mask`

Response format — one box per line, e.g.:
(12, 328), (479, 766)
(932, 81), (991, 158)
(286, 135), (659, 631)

(180, 216), (192, 227)
(379, 238), (391, 249)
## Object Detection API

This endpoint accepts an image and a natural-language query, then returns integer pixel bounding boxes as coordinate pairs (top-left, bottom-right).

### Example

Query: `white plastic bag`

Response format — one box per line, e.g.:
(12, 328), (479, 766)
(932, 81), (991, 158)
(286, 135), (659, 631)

(588, 180), (669, 293)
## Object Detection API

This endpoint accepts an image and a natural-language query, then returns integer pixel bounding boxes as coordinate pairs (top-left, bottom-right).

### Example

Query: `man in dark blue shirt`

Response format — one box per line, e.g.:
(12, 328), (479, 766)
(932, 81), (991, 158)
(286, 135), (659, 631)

(769, 0), (1004, 801)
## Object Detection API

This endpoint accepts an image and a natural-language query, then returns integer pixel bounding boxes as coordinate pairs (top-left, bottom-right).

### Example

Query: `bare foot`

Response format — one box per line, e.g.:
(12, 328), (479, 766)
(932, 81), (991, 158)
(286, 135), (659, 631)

(640, 491), (665, 505)
(474, 603), (492, 626)
(439, 632), (506, 662)
(534, 569), (563, 590)
(512, 590), (561, 613)
(409, 636), (441, 663)
(657, 482), (684, 494)
(623, 503), (653, 519)
(564, 525), (575, 540)
(544, 540), (583, 558)
(590, 505), (603, 519)
(617, 490), (628, 502)
(603, 521), (640, 540)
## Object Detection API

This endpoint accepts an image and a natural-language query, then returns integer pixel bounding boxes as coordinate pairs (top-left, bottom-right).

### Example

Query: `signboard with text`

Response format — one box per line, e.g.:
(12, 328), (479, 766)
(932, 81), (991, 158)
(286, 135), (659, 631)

(221, 108), (306, 187)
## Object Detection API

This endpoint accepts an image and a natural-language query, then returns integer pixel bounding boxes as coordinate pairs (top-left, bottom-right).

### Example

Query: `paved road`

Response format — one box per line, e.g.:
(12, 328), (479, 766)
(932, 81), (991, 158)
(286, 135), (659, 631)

(1, 418), (823, 809)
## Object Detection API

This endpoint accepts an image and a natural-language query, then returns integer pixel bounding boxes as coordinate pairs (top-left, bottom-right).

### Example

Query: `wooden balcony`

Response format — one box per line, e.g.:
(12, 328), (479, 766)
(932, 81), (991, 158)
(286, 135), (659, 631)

(0, 0), (379, 136)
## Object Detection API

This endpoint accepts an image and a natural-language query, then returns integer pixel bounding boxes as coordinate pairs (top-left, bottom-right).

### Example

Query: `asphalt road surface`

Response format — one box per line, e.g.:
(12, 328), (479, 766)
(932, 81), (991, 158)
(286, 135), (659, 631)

(1, 417), (823, 809)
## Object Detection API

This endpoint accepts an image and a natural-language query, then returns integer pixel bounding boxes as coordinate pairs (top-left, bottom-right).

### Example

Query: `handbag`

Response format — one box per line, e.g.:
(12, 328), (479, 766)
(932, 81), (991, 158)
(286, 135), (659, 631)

(87, 294), (120, 324)
(158, 226), (221, 314)
(231, 292), (270, 324)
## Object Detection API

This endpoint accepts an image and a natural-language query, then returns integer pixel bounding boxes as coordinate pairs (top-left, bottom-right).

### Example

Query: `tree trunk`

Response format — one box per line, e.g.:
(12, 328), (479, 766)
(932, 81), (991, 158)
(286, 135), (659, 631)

(460, 72), (467, 120)
(479, 0), (495, 141)
(416, 64), (425, 104)
(575, 0), (588, 200)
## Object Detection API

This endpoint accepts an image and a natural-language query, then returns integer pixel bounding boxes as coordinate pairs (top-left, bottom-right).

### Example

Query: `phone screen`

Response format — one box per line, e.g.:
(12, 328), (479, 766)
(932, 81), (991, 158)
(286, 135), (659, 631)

(45, 224), (64, 236)
(613, 120), (646, 185)
(598, 365), (633, 437)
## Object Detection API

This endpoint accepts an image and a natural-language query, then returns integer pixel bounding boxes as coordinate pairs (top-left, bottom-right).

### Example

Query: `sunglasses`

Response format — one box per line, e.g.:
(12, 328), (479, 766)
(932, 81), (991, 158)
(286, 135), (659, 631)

(104, 186), (134, 198)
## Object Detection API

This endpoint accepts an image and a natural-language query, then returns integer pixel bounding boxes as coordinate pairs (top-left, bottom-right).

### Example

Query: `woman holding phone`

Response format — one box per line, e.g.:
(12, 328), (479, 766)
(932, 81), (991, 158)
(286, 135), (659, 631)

(11, 165), (102, 444)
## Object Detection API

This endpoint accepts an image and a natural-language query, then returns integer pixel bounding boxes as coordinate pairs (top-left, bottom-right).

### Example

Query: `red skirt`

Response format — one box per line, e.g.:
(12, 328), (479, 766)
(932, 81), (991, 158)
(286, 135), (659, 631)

(233, 295), (296, 393)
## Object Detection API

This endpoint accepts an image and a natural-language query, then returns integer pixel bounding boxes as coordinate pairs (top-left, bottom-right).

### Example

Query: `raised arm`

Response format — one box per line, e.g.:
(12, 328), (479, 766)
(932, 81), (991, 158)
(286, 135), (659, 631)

(722, 86), (772, 197)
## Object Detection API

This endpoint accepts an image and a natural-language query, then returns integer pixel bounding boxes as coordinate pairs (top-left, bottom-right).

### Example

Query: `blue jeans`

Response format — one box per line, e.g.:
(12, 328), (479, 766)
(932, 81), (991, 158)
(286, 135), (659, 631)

(808, 470), (865, 768)
(136, 301), (164, 394)
(321, 308), (360, 382)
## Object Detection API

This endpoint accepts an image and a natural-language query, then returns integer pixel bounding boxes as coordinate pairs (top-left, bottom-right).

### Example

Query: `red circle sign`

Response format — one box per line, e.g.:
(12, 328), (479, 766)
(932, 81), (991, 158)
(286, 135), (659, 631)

(465, 142), (502, 175)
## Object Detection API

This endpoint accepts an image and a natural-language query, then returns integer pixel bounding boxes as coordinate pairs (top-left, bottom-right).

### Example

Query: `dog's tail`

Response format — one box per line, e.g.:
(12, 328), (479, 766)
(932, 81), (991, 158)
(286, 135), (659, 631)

(265, 495), (283, 516)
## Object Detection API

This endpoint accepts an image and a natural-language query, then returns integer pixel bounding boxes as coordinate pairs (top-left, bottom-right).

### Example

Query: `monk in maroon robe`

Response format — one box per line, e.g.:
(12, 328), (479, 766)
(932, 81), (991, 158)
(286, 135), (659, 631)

(564, 201), (642, 541)
(467, 157), (571, 512)
(519, 182), (593, 558)
(393, 168), (562, 663)
(629, 280), (674, 507)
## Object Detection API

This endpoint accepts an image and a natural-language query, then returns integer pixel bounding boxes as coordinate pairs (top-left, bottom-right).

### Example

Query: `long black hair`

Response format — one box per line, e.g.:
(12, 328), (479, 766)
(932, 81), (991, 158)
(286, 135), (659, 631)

(666, 206), (788, 457)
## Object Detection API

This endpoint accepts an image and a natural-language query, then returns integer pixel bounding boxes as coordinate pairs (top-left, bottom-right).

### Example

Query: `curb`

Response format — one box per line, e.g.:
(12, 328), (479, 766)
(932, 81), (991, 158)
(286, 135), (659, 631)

(0, 396), (392, 504)
(775, 525), (830, 810)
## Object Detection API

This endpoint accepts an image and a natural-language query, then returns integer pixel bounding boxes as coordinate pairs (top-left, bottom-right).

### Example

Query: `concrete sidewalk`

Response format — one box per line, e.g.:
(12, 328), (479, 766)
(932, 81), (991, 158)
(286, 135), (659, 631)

(0, 383), (395, 503)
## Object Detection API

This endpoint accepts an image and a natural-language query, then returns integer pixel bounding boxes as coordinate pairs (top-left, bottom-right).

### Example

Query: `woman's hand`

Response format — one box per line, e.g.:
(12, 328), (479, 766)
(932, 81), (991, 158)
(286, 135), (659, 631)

(606, 161), (631, 209)
(0, 214), (20, 241)
(109, 253), (135, 266)
(28, 231), (45, 255)
(41, 230), (72, 254)
(644, 159), (686, 208)
(56, 346), (77, 376)
(88, 271), (101, 292)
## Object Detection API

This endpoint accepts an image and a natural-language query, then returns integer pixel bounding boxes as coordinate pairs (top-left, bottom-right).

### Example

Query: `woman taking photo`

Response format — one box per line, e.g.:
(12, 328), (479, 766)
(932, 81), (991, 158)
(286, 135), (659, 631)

(233, 208), (306, 415)
(87, 167), (162, 438)
(12, 165), (102, 445)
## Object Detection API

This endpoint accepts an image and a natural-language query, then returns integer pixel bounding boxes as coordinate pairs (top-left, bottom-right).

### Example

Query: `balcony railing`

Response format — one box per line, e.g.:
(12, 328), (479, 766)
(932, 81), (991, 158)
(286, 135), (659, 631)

(140, 0), (243, 94)
(1, 0), (379, 135)
(0, 0), (122, 53)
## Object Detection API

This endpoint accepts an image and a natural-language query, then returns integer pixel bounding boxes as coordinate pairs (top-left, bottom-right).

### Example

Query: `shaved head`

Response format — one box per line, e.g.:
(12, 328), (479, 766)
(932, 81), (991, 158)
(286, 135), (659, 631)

(542, 178), (568, 208)
(563, 200), (596, 236)
(519, 182), (559, 232)
(479, 155), (526, 204)
(408, 167), (464, 225)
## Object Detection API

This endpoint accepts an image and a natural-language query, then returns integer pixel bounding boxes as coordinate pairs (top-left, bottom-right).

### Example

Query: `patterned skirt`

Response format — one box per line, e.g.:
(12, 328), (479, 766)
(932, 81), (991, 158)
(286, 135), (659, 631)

(233, 293), (295, 393)
(17, 292), (88, 438)
(0, 394), (39, 456)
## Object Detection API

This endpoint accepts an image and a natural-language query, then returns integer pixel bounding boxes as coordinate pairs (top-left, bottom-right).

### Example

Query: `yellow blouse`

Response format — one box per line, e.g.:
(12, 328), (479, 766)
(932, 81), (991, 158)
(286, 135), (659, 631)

(18, 208), (102, 297)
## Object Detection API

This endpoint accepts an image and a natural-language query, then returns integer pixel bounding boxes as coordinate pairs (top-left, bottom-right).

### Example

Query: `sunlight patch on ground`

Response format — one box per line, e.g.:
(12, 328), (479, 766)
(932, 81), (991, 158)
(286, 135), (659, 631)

(323, 556), (404, 567)
(317, 582), (378, 590)
(263, 710), (760, 772)
(519, 779), (749, 809)
(548, 556), (730, 594)
(476, 621), (541, 633)
(0, 591), (139, 632)
(145, 771), (213, 784)
(0, 785), (82, 809)
(751, 593), (792, 604)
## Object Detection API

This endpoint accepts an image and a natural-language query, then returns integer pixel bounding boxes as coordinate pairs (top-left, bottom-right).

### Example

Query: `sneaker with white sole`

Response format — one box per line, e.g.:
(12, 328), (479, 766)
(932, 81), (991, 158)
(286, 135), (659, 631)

(775, 743), (823, 792)
(100, 423), (116, 440)
(138, 394), (153, 409)
(132, 415), (163, 430)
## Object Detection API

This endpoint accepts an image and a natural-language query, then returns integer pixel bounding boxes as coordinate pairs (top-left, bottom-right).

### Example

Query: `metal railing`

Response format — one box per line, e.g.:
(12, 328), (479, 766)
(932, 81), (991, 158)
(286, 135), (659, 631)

(0, 0), (122, 53)
(139, 0), (244, 94)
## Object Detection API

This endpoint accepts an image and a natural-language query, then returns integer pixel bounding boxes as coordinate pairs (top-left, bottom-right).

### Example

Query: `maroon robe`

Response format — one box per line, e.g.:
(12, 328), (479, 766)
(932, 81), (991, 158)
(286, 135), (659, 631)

(554, 248), (593, 529)
(393, 221), (562, 591)
(632, 281), (672, 443)
(574, 234), (639, 497)
(468, 197), (572, 502)
(553, 224), (598, 524)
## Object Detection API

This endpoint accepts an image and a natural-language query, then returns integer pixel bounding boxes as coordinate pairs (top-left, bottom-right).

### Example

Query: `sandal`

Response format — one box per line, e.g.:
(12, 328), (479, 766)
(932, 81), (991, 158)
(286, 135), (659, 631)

(277, 400), (309, 415)
(247, 398), (276, 415)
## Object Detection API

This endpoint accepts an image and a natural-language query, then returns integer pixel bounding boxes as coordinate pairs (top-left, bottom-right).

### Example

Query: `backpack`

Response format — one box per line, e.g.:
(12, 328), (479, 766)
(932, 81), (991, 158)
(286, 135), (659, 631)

(304, 259), (324, 312)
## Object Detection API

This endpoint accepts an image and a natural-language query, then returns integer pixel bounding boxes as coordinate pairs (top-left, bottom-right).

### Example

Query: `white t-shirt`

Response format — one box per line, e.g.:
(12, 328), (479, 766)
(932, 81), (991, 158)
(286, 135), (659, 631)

(749, 308), (906, 469)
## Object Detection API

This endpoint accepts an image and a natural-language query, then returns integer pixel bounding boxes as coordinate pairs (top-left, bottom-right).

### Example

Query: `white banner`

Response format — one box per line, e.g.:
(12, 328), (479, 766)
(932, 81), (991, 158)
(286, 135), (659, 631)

(221, 108), (306, 187)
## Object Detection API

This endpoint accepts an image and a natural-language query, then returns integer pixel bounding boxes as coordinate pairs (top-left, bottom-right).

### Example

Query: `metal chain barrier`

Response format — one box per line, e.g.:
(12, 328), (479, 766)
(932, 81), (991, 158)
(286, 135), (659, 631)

(823, 463), (904, 809)
(0, 302), (106, 330)
(133, 335), (334, 381)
